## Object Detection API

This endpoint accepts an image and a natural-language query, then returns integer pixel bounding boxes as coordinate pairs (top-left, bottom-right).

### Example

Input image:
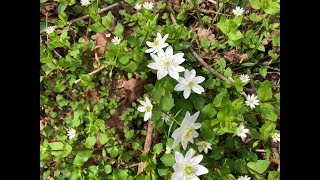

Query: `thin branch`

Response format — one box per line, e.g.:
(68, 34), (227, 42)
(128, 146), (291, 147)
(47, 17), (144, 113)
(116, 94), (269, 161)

(73, 66), (106, 84)
(190, 47), (251, 99)
(137, 121), (154, 175)
(190, 47), (229, 82)
(212, 1), (224, 24)
(170, 13), (177, 25)
(40, 3), (119, 33)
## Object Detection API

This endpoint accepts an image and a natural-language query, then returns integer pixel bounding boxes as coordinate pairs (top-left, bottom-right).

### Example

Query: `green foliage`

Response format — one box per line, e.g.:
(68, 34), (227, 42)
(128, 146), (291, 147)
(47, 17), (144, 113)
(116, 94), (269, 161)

(40, 0), (280, 179)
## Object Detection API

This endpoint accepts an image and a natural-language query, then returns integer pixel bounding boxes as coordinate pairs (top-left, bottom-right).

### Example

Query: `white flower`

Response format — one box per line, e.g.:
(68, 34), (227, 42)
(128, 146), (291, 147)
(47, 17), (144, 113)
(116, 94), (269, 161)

(196, 141), (212, 154)
(233, 6), (245, 16)
(134, 3), (142, 10)
(238, 175), (251, 180)
(81, 0), (91, 6)
(172, 148), (209, 180)
(143, 2), (154, 10)
(240, 74), (250, 84)
(236, 124), (249, 140)
(67, 128), (76, 140)
(147, 45), (185, 80)
(165, 146), (172, 154)
(272, 133), (280, 143)
(145, 33), (169, 53)
(45, 26), (55, 34)
(245, 94), (260, 109)
(111, 36), (121, 45)
(161, 113), (171, 122)
(172, 111), (201, 150)
(174, 69), (205, 99)
(137, 96), (153, 121)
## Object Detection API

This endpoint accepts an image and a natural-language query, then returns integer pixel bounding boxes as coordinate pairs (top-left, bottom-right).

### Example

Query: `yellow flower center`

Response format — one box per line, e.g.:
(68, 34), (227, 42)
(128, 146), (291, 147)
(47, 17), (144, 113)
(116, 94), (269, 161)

(146, 105), (152, 112)
(183, 165), (194, 175)
(187, 81), (194, 88)
(158, 55), (173, 70)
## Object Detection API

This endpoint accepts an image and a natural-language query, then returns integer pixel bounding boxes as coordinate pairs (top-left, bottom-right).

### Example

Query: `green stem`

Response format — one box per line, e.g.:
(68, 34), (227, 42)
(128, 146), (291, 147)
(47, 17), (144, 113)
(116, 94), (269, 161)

(140, 31), (149, 48)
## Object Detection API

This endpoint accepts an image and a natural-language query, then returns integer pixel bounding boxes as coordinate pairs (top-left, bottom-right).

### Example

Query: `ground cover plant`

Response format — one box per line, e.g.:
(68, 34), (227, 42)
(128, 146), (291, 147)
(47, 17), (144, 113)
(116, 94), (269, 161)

(40, 0), (280, 179)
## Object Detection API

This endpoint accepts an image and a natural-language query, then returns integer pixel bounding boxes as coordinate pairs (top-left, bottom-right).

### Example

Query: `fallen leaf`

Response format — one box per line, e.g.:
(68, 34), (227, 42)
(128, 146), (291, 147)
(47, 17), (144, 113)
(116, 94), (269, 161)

(95, 33), (109, 57)
(195, 27), (216, 41)
(40, 120), (47, 131)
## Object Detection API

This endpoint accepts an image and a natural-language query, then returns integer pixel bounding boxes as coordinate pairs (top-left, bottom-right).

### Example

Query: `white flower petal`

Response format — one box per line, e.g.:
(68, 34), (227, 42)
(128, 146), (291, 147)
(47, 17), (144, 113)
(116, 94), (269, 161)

(171, 65), (185, 72)
(190, 69), (196, 79)
(190, 155), (203, 165)
(171, 171), (183, 180)
(138, 106), (146, 112)
(174, 83), (185, 91)
(168, 69), (180, 80)
(194, 76), (205, 84)
(145, 47), (156, 53)
(161, 34), (169, 44)
(144, 111), (152, 121)
(147, 62), (158, 70)
(190, 111), (200, 124)
(150, 53), (159, 62)
(191, 85), (203, 94)
(173, 53), (185, 63)
(184, 70), (191, 80)
(181, 140), (188, 150)
(157, 69), (168, 80)
(185, 148), (195, 161)
(165, 45), (173, 56)
(175, 151), (184, 163)
(183, 88), (191, 99)
(195, 165), (209, 176)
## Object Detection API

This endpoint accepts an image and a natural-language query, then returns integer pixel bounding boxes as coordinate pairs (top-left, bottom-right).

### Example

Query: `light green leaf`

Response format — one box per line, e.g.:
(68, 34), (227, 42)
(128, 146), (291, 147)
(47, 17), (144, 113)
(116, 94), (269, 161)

(228, 30), (243, 41)
(160, 154), (175, 166)
(90, 22), (106, 33)
(98, 133), (109, 145)
(160, 92), (174, 112)
(49, 142), (64, 150)
(114, 23), (124, 39)
(264, 1), (280, 15)
(250, 0), (261, 9)
(107, 146), (119, 157)
(102, 11), (113, 29)
(260, 121), (276, 141)
(249, 13), (262, 22)
(257, 80), (273, 101)
(259, 103), (278, 122)
(73, 150), (93, 167)
(85, 136), (96, 148)
(201, 103), (217, 118)
(153, 143), (163, 155)
(247, 160), (271, 174)
(61, 144), (72, 157)
(104, 165), (112, 174)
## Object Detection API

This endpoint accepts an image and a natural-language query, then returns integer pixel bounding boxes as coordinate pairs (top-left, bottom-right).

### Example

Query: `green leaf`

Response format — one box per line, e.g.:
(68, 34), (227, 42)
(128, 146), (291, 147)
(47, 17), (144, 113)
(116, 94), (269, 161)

(160, 154), (175, 166)
(200, 120), (214, 139)
(49, 142), (64, 150)
(61, 144), (72, 157)
(259, 121), (276, 141)
(234, 77), (244, 93)
(102, 11), (113, 29)
(56, 94), (69, 107)
(247, 160), (271, 174)
(212, 146), (224, 160)
(160, 92), (174, 111)
(200, 39), (210, 48)
(57, 4), (67, 14)
(112, 169), (128, 179)
(264, 1), (280, 15)
(217, 16), (230, 34)
(98, 133), (109, 145)
(85, 136), (96, 148)
(123, 61), (138, 73)
(90, 22), (106, 33)
(107, 146), (119, 158)
(250, 0), (261, 9)
(153, 143), (163, 155)
(190, 94), (205, 111)
(73, 150), (93, 167)
(257, 80), (273, 101)
(114, 23), (124, 39)
(249, 13), (262, 22)
(267, 171), (280, 180)
(234, 159), (248, 174)
(201, 104), (217, 118)
(158, 168), (169, 176)
(228, 30), (243, 41)
(224, 67), (233, 78)
(54, 83), (66, 93)
(104, 165), (112, 174)
(213, 90), (230, 108)
(125, 130), (134, 139)
(217, 58), (226, 69)
(259, 66), (268, 78)
(259, 103), (278, 122)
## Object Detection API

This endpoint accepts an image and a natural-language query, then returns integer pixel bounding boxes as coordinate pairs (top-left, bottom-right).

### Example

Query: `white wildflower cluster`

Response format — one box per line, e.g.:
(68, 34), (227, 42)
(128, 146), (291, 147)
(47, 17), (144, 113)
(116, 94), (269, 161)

(134, 2), (154, 11)
(136, 32), (263, 179)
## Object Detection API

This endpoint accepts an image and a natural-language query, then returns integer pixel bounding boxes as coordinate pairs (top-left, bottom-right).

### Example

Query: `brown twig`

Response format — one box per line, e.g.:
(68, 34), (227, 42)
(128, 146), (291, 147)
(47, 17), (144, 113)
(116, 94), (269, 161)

(212, 2), (224, 24)
(137, 121), (154, 175)
(190, 47), (252, 99)
(170, 13), (177, 25)
(40, 3), (119, 33)
(190, 47), (229, 82)
(73, 66), (106, 84)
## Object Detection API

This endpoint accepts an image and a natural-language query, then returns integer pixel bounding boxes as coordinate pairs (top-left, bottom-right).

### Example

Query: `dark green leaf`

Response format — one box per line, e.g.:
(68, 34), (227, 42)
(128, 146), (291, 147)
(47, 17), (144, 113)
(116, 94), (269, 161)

(247, 160), (271, 174)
